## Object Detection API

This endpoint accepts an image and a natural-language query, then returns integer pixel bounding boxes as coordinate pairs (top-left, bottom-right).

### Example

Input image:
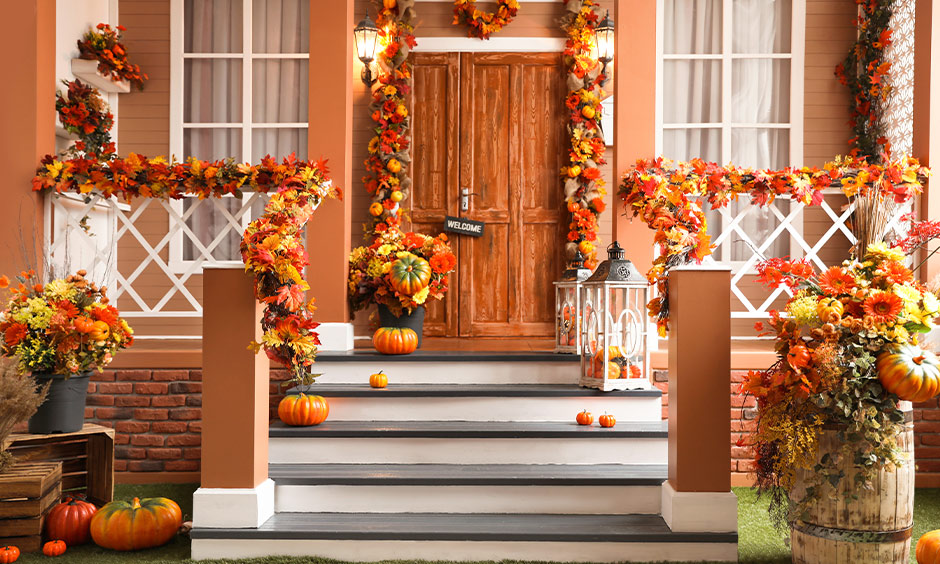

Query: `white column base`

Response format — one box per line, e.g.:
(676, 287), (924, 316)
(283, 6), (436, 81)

(660, 481), (737, 533)
(317, 322), (354, 351)
(193, 479), (274, 528)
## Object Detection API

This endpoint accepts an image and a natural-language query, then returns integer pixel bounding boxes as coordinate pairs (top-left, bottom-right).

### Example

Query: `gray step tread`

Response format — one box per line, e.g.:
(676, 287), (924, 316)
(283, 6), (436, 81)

(269, 463), (668, 486)
(269, 420), (668, 439)
(191, 512), (736, 544)
(316, 350), (579, 363)
(291, 383), (661, 398)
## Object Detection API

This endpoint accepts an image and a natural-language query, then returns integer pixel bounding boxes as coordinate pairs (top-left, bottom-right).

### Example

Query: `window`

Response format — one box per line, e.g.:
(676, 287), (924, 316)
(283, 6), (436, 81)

(656, 0), (805, 264)
(169, 0), (309, 269)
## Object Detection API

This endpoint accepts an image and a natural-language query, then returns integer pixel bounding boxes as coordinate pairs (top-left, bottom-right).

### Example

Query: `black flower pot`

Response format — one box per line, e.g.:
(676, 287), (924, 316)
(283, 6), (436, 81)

(28, 372), (91, 434)
(377, 304), (425, 348)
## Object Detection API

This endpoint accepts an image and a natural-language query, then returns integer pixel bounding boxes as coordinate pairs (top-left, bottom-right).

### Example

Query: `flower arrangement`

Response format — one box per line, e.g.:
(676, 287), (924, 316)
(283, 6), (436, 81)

(77, 23), (148, 90)
(0, 270), (133, 376)
(56, 79), (115, 159)
(241, 163), (337, 382)
(453, 0), (519, 40)
(618, 156), (929, 336)
(363, 0), (416, 235)
(741, 241), (940, 528)
(348, 227), (456, 316)
(560, 0), (609, 271)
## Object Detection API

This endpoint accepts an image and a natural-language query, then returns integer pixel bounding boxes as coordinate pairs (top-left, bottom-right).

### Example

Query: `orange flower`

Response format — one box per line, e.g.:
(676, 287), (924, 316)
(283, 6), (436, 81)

(430, 252), (457, 275)
(818, 266), (857, 296)
(862, 291), (903, 323)
(4, 324), (27, 347)
(879, 261), (913, 285)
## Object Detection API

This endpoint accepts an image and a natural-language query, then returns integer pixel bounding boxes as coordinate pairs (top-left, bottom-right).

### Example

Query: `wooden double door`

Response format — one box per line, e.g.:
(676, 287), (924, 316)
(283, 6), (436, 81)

(410, 52), (567, 338)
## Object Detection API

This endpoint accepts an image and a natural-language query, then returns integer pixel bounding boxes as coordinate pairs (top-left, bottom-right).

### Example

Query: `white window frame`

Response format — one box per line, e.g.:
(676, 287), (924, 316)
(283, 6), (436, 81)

(168, 0), (309, 273)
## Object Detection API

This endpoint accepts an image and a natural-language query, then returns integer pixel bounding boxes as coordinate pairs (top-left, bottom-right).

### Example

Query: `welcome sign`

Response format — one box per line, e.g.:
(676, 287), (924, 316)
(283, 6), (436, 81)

(444, 216), (484, 238)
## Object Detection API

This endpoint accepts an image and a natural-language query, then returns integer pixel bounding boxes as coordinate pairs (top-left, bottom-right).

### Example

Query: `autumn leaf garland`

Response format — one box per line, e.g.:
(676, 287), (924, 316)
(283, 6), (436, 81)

(452, 0), (519, 40)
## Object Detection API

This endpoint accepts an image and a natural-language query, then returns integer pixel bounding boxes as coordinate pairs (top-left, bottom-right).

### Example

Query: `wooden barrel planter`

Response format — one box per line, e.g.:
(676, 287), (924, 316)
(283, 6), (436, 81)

(790, 402), (914, 564)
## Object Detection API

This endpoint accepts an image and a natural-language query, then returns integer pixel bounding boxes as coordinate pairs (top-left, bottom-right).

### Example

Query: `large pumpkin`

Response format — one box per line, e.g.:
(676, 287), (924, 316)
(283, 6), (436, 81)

(918, 529), (940, 563)
(90, 497), (182, 551)
(46, 496), (97, 546)
(877, 343), (940, 402)
(388, 254), (431, 296)
(373, 327), (418, 355)
(278, 393), (330, 426)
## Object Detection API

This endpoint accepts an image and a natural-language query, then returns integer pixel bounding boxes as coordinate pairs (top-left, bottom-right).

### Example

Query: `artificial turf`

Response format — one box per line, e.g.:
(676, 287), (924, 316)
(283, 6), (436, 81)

(11, 485), (940, 564)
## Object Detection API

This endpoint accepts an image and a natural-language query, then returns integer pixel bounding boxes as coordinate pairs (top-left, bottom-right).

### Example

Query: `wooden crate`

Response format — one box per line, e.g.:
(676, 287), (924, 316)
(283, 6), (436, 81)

(3, 424), (114, 506)
(0, 461), (62, 552)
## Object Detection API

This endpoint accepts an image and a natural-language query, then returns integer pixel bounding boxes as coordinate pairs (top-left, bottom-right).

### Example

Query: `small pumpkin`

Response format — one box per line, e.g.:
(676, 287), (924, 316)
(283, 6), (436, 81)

(369, 370), (388, 388)
(0, 546), (19, 564)
(383, 0), (397, 8)
(369, 202), (384, 216)
(42, 541), (66, 557)
(567, 165), (581, 178)
(388, 254), (431, 295)
(877, 343), (940, 402)
(89, 320), (110, 341)
(390, 190), (404, 202)
(46, 496), (97, 546)
(598, 414), (616, 428)
(373, 327), (419, 355)
(278, 393), (330, 426)
(386, 158), (402, 173)
(917, 529), (940, 563)
(578, 240), (594, 256)
(816, 297), (844, 323)
(786, 344), (811, 370)
(90, 497), (182, 551)
(581, 105), (596, 119)
(575, 410), (593, 426)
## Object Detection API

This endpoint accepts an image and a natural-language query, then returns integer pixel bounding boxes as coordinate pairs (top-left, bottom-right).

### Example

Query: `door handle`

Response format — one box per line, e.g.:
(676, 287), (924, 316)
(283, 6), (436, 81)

(460, 187), (480, 212)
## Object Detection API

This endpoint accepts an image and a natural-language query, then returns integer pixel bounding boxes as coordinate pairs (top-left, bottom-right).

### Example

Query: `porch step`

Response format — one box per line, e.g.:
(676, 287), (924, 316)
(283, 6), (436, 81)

(270, 463), (667, 514)
(298, 384), (662, 422)
(190, 512), (738, 562)
(268, 420), (668, 465)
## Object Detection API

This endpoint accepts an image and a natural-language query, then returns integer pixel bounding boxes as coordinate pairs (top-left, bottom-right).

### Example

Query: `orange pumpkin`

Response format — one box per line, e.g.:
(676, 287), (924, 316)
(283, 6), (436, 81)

(89, 321), (110, 341)
(373, 327), (419, 355)
(581, 105), (596, 119)
(386, 158), (402, 173)
(0, 546), (19, 564)
(567, 165), (581, 178)
(383, 0), (397, 8)
(42, 541), (66, 557)
(46, 496), (97, 546)
(575, 410), (593, 425)
(369, 371), (388, 388)
(369, 202), (384, 216)
(598, 414), (616, 428)
(877, 343), (940, 402)
(389, 254), (431, 295)
(278, 393), (330, 426)
(917, 529), (940, 563)
(90, 497), (181, 551)
(816, 297), (844, 324)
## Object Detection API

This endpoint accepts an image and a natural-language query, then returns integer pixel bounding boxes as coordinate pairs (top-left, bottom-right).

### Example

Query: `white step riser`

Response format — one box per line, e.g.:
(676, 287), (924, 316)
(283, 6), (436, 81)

(191, 538), (738, 562)
(269, 437), (667, 465)
(317, 362), (579, 385)
(321, 396), (662, 422)
(274, 484), (662, 515)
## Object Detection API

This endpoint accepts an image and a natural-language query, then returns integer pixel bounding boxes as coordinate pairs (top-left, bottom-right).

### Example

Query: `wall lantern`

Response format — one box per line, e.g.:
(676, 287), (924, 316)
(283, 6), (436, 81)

(354, 13), (379, 86)
(554, 250), (592, 354)
(594, 11), (614, 82)
(579, 241), (650, 391)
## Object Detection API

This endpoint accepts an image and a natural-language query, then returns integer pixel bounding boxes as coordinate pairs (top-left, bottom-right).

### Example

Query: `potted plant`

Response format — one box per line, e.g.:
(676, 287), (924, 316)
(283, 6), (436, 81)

(0, 270), (133, 434)
(347, 226), (456, 346)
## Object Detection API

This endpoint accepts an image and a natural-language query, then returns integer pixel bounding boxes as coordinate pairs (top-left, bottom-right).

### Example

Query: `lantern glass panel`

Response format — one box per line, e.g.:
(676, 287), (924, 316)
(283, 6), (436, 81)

(579, 280), (650, 391)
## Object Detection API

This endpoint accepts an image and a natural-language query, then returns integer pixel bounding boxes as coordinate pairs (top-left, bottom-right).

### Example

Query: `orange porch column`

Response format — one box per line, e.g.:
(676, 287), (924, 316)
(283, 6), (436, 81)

(914, 0), (940, 283)
(661, 265), (737, 533)
(305, 0), (355, 350)
(0, 0), (55, 276)
(612, 0), (656, 274)
(193, 266), (273, 528)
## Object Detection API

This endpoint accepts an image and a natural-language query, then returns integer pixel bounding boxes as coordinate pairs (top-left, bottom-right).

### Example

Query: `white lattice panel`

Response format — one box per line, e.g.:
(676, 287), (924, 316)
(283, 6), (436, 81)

(884, 0), (915, 157)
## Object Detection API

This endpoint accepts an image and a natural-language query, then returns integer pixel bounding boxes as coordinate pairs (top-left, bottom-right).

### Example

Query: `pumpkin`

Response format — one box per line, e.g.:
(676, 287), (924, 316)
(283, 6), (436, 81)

(575, 410), (593, 425)
(383, 0), (397, 8)
(389, 254), (431, 295)
(877, 343), (940, 402)
(598, 414), (616, 428)
(373, 327), (418, 355)
(369, 202), (384, 216)
(89, 321), (110, 341)
(390, 190), (404, 202)
(386, 158), (402, 173)
(369, 370), (388, 388)
(917, 529), (940, 563)
(787, 344), (811, 370)
(816, 297), (844, 324)
(46, 496), (97, 546)
(578, 240), (594, 256)
(42, 541), (66, 557)
(581, 105), (596, 119)
(0, 546), (19, 564)
(567, 165), (581, 178)
(595, 361), (620, 380)
(278, 393), (330, 426)
(90, 497), (181, 551)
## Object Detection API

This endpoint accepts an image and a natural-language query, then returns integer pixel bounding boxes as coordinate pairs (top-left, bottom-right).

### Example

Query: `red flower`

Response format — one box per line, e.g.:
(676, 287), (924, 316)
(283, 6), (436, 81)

(879, 261), (913, 285)
(818, 266), (857, 296)
(4, 324), (27, 347)
(429, 252), (457, 275)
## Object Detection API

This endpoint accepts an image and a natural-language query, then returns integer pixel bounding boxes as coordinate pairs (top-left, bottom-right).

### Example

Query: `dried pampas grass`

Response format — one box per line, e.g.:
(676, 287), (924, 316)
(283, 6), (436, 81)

(0, 360), (48, 472)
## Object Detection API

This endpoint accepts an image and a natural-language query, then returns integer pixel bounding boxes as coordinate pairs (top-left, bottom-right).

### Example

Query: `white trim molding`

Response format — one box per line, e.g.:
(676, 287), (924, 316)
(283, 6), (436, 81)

(316, 322), (355, 351)
(660, 481), (738, 533)
(413, 37), (565, 52)
(193, 479), (275, 529)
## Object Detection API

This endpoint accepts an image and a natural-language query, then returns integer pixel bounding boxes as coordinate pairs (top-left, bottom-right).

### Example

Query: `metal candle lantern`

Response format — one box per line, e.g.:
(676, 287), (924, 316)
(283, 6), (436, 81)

(554, 251), (592, 353)
(579, 241), (651, 391)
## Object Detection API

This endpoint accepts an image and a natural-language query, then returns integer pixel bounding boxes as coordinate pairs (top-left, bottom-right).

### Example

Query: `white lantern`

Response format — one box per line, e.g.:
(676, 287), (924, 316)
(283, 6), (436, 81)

(554, 251), (592, 353)
(579, 241), (651, 391)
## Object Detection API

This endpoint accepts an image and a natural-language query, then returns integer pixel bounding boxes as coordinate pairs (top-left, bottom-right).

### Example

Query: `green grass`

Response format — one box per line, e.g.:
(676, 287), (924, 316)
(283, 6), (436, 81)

(12, 485), (940, 564)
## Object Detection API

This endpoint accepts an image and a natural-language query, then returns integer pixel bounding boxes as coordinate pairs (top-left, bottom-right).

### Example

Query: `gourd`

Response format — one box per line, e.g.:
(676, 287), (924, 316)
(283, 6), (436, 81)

(89, 321), (110, 341)
(369, 371), (388, 388)
(278, 393), (330, 426)
(90, 497), (182, 551)
(369, 202), (384, 216)
(816, 297), (844, 323)
(386, 158), (402, 173)
(877, 343), (940, 402)
(42, 541), (66, 557)
(383, 0), (397, 8)
(581, 105), (596, 119)
(0, 546), (19, 564)
(45, 496), (97, 546)
(373, 327), (418, 355)
(388, 254), (431, 296)
(917, 529), (940, 563)
(598, 414), (616, 428)
(575, 410), (593, 425)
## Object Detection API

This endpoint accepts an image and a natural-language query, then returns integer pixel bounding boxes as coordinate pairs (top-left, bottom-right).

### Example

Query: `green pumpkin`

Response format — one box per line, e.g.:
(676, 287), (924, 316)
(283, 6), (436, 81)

(388, 253), (431, 296)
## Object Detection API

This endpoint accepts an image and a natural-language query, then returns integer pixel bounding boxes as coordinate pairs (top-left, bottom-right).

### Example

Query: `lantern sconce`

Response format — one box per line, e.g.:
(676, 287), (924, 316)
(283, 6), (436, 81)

(553, 250), (592, 354)
(354, 13), (379, 86)
(594, 11), (614, 86)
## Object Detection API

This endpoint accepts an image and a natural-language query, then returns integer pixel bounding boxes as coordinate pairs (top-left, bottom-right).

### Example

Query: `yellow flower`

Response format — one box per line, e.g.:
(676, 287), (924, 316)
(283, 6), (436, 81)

(865, 242), (905, 264)
(412, 286), (430, 304)
(924, 292), (940, 315)
(376, 244), (394, 257)
(786, 295), (820, 326)
(43, 279), (75, 300)
(366, 259), (385, 278)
